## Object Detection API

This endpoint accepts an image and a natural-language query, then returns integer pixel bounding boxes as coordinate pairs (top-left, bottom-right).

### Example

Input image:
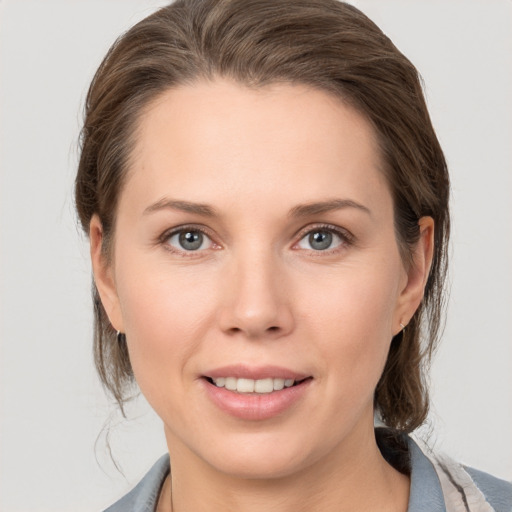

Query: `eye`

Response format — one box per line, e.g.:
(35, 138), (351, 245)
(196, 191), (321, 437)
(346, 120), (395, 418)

(165, 228), (214, 252)
(296, 227), (346, 251)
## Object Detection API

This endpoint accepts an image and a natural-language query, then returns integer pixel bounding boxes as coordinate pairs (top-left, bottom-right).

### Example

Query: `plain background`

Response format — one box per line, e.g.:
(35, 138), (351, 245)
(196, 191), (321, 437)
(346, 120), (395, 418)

(0, 1), (511, 510)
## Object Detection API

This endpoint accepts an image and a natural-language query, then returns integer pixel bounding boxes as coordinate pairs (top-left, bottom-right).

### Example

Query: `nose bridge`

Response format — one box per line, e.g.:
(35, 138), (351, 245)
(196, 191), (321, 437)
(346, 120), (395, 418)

(218, 242), (293, 338)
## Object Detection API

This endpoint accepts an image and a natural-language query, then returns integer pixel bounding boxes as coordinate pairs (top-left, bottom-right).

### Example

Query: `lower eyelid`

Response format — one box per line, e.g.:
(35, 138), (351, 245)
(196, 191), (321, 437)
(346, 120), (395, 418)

(296, 233), (343, 250)
(158, 225), (352, 254)
(294, 226), (353, 250)
(172, 232), (211, 249)
(160, 227), (217, 253)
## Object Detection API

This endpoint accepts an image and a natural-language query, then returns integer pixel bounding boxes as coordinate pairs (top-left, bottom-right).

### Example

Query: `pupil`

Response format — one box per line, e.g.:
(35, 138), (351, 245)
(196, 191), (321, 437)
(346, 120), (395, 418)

(179, 231), (203, 250)
(309, 231), (332, 250)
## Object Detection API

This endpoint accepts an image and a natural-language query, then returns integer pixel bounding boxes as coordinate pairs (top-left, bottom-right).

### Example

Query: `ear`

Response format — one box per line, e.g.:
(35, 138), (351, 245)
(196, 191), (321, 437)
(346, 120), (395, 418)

(394, 216), (435, 333)
(89, 215), (124, 332)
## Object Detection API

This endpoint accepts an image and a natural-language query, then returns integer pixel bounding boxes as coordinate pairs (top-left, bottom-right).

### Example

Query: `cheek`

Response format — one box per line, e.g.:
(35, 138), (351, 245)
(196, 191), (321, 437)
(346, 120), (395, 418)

(114, 257), (218, 401)
(301, 263), (401, 397)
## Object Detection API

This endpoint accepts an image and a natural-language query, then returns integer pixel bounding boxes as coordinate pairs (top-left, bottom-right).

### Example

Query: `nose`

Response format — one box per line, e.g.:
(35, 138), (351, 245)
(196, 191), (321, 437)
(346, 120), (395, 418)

(217, 250), (295, 340)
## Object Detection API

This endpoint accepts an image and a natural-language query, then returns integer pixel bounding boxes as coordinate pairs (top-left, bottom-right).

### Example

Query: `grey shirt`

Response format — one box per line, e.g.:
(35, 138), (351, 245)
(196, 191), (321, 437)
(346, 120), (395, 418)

(103, 435), (512, 512)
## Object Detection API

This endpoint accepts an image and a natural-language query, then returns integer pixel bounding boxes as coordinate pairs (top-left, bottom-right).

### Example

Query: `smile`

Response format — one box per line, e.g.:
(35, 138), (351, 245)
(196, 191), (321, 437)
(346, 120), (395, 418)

(209, 377), (297, 394)
(202, 371), (313, 420)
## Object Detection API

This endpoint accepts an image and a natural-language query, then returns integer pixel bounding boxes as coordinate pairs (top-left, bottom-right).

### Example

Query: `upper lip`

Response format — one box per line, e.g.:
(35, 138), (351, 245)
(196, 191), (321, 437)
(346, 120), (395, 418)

(204, 364), (310, 381)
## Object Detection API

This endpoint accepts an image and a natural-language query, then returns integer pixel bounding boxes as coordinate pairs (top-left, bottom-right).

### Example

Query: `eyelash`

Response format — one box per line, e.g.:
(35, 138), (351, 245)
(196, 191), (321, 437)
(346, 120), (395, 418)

(158, 225), (217, 257)
(293, 223), (355, 254)
(158, 223), (355, 257)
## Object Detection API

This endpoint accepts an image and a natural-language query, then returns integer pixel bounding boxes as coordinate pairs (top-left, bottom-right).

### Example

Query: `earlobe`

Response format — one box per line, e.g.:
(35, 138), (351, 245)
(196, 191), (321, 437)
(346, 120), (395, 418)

(395, 216), (435, 331)
(89, 215), (124, 332)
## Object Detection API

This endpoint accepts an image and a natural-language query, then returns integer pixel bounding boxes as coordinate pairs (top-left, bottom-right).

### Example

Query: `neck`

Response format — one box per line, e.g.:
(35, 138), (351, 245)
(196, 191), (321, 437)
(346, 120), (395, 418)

(161, 423), (409, 512)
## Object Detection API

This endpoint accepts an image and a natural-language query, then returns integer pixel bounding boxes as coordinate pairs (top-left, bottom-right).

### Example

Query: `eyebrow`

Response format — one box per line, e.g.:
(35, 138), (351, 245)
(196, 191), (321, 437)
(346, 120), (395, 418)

(288, 199), (371, 218)
(143, 198), (217, 217)
(143, 197), (371, 218)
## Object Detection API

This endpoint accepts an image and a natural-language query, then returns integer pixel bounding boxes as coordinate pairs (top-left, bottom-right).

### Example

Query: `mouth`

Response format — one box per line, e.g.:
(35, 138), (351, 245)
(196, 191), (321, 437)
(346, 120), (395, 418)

(204, 376), (311, 394)
(200, 364), (313, 419)
(201, 368), (313, 420)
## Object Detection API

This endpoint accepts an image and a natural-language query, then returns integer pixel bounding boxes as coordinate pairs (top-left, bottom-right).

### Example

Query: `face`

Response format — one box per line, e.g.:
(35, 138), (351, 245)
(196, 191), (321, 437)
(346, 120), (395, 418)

(92, 79), (430, 480)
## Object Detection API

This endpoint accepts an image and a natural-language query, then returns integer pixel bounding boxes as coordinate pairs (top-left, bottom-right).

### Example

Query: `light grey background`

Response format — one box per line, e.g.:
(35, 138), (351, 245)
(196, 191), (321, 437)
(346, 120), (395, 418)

(0, 1), (510, 511)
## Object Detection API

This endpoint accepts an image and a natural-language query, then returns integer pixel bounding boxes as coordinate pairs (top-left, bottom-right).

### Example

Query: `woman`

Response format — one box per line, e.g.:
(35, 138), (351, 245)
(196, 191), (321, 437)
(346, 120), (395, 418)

(75, 0), (512, 511)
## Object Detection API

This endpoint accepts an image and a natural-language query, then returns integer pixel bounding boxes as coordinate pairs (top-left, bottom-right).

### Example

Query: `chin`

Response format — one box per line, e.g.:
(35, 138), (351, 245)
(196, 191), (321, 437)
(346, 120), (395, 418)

(197, 431), (326, 480)
(211, 453), (308, 480)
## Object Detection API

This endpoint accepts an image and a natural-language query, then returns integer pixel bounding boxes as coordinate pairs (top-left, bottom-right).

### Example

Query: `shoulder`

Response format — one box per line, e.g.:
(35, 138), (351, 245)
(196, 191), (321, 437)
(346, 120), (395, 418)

(377, 429), (511, 512)
(407, 434), (512, 512)
(102, 454), (170, 512)
(464, 465), (512, 512)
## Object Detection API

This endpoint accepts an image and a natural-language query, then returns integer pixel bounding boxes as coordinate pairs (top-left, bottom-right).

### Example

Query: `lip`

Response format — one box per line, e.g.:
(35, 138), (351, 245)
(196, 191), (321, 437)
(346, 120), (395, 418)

(204, 364), (309, 381)
(201, 365), (313, 421)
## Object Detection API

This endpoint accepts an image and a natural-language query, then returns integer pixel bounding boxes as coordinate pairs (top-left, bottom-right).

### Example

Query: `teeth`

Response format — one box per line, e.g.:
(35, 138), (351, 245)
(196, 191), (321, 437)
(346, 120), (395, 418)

(225, 377), (237, 391)
(254, 378), (273, 393)
(273, 378), (285, 391)
(211, 377), (296, 393)
(237, 378), (255, 393)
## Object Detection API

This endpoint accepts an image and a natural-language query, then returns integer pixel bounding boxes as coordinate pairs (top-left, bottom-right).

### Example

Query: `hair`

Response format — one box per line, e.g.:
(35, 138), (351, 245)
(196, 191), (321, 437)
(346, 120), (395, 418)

(75, 0), (449, 432)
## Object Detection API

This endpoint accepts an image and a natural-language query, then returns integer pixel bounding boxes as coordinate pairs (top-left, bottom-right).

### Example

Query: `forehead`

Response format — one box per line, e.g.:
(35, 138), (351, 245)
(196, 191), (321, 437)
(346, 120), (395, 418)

(123, 79), (390, 216)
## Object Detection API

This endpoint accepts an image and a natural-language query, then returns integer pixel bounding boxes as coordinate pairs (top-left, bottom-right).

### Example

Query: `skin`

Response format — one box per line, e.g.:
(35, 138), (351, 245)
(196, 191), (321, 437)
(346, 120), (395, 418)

(91, 80), (434, 512)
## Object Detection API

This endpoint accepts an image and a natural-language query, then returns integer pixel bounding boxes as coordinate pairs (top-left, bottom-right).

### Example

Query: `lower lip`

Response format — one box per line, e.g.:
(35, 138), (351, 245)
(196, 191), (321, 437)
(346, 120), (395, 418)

(202, 378), (312, 421)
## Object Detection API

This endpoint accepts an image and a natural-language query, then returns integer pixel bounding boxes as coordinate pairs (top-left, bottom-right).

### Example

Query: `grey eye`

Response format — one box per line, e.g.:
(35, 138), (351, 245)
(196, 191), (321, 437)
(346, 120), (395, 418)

(179, 231), (203, 250)
(167, 230), (212, 251)
(308, 231), (332, 250)
(297, 229), (342, 251)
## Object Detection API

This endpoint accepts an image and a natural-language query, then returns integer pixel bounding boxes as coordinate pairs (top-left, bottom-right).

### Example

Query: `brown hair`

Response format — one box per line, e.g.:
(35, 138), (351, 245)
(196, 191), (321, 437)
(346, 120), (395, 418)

(76, 0), (449, 431)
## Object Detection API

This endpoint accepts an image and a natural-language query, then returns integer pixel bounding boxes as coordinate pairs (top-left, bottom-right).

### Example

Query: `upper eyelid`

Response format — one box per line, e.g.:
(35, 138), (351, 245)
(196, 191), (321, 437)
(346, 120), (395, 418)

(157, 225), (219, 256)
(159, 224), (216, 242)
(291, 225), (354, 256)
(157, 222), (354, 249)
(294, 223), (354, 242)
